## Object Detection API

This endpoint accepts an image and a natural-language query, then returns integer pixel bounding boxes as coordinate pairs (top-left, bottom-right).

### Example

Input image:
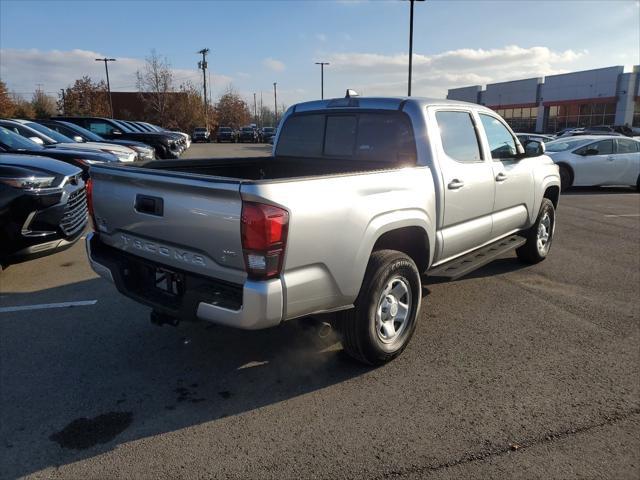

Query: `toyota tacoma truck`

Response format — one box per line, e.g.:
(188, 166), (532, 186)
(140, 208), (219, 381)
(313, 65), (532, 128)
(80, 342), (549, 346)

(85, 95), (560, 365)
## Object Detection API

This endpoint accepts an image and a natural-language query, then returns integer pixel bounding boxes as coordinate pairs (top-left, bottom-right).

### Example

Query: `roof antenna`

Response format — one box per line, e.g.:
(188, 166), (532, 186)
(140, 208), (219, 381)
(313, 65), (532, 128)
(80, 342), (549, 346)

(345, 89), (359, 98)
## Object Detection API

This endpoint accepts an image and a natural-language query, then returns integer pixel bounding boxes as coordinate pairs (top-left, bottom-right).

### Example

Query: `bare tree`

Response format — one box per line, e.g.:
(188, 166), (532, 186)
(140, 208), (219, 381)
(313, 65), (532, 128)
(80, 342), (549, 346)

(136, 50), (174, 125)
(31, 88), (57, 118)
(0, 81), (17, 117)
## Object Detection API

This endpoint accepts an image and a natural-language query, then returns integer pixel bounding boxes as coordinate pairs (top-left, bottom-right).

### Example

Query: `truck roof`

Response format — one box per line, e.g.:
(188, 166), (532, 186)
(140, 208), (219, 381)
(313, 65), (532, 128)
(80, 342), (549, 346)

(291, 96), (487, 113)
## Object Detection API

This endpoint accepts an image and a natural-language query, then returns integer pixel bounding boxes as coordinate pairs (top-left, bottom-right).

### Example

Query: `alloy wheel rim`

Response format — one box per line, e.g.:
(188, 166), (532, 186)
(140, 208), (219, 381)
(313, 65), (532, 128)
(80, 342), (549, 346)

(375, 276), (412, 344)
(536, 211), (552, 256)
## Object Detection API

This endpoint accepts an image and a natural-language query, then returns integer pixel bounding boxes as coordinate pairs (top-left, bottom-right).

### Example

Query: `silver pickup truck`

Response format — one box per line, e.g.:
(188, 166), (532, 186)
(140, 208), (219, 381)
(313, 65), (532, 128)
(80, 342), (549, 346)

(85, 95), (560, 365)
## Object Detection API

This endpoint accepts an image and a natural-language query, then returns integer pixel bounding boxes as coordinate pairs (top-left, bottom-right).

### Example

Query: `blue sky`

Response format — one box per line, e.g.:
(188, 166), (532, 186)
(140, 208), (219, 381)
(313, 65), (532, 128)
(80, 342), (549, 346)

(1, 0), (638, 107)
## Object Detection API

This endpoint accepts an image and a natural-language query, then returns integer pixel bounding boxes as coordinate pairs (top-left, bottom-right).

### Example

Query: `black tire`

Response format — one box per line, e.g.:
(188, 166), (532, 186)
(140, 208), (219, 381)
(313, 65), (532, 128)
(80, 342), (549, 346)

(516, 198), (556, 264)
(337, 250), (421, 365)
(559, 165), (572, 192)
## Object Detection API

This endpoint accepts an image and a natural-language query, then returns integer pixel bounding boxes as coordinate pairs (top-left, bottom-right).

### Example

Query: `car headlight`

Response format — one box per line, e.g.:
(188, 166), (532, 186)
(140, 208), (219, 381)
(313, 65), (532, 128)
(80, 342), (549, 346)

(0, 175), (56, 189)
(102, 149), (132, 162)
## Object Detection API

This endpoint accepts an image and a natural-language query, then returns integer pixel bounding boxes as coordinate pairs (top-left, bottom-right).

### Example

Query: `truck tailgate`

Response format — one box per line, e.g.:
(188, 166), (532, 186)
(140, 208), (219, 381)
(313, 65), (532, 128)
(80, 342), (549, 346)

(90, 165), (246, 285)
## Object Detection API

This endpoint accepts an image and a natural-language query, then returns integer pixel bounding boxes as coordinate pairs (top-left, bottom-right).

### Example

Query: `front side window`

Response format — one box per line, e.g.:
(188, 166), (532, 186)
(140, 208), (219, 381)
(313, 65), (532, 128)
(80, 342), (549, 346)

(88, 121), (112, 135)
(435, 111), (481, 163)
(479, 114), (517, 160)
(576, 139), (614, 156)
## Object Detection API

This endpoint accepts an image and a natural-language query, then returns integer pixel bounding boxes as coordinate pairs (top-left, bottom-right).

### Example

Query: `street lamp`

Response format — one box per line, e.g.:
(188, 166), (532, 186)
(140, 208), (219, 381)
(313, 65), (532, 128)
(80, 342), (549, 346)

(404, 0), (425, 97)
(273, 82), (278, 125)
(315, 62), (330, 99)
(95, 58), (116, 117)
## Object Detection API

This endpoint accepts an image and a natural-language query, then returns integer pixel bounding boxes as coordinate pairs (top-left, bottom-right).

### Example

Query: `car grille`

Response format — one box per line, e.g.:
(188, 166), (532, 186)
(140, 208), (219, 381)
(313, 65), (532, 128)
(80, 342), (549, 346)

(60, 187), (88, 237)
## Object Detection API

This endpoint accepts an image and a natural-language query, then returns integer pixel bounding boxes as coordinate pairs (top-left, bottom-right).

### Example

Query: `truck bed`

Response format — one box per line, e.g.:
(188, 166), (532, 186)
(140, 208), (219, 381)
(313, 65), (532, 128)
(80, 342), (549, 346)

(138, 156), (405, 182)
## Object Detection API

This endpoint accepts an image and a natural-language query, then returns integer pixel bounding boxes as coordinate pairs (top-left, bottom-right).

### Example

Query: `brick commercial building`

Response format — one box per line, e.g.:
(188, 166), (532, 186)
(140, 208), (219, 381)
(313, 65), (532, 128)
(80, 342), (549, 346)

(447, 65), (640, 134)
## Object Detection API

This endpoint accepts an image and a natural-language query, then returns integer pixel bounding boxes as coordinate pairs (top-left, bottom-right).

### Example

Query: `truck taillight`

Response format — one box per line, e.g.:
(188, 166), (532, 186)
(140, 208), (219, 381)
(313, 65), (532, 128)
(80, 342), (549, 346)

(86, 177), (96, 230)
(241, 201), (289, 280)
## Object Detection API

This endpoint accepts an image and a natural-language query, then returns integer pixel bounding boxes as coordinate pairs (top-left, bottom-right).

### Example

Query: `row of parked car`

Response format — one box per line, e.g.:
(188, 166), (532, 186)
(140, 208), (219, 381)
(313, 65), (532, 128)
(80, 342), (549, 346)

(0, 116), (193, 271)
(192, 125), (276, 144)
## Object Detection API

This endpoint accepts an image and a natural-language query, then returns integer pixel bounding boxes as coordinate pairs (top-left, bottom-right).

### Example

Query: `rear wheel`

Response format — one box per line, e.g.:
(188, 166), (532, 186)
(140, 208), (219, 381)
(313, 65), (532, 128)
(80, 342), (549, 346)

(517, 198), (555, 264)
(559, 165), (572, 192)
(337, 250), (421, 365)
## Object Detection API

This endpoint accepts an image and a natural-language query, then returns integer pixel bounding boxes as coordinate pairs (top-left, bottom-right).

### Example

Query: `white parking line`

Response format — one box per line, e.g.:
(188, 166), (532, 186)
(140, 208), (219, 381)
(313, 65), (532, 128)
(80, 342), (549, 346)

(604, 214), (640, 217)
(0, 300), (97, 313)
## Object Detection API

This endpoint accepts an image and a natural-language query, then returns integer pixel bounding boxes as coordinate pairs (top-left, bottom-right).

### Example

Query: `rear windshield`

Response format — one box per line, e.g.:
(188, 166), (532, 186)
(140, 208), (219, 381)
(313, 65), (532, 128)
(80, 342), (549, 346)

(218, 127), (231, 132)
(276, 112), (416, 163)
(242, 128), (253, 132)
(195, 128), (207, 132)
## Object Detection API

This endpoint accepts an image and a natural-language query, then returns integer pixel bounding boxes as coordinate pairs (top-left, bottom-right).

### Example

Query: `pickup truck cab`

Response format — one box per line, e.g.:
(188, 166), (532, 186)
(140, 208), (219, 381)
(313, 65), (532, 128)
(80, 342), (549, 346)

(86, 95), (560, 365)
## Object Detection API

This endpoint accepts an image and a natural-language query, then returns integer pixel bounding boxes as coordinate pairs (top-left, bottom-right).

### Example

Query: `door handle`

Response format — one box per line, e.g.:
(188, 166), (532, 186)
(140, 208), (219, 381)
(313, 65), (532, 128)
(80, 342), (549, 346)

(448, 179), (465, 190)
(495, 172), (508, 182)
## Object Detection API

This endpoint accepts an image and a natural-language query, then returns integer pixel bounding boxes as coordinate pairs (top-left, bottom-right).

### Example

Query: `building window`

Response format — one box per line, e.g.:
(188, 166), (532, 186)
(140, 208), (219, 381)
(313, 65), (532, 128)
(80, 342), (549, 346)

(545, 101), (617, 133)
(490, 106), (537, 133)
(633, 100), (640, 127)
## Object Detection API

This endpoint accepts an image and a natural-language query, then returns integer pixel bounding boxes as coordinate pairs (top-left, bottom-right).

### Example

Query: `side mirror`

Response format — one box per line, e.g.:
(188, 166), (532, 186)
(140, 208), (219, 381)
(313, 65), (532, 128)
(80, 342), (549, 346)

(522, 139), (545, 157)
(29, 136), (44, 145)
(112, 129), (122, 135)
(73, 135), (84, 142)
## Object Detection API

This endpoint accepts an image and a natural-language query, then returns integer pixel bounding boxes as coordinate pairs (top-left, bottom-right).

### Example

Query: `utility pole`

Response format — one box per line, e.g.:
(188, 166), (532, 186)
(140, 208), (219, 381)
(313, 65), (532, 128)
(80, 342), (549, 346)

(197, 48), (210, 126)
(60, 88), (66, 114)
(405, 0), (424, 97)
(253, 92), (257, 125)
(260, 91), (263, 126)
(273, 82), (278, 125)
(314, 62), (330, 99)
(95, 57), (116, 117)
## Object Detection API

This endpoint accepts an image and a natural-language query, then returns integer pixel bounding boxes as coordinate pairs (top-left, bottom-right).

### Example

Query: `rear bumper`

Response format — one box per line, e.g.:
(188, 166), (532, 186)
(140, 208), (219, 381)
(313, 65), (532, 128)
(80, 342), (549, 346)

(86, 232), (283, 330)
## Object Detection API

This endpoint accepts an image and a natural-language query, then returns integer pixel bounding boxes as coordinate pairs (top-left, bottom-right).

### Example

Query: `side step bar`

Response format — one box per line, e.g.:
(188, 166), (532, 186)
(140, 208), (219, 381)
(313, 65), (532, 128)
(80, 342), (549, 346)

(427, 235), (526, 281)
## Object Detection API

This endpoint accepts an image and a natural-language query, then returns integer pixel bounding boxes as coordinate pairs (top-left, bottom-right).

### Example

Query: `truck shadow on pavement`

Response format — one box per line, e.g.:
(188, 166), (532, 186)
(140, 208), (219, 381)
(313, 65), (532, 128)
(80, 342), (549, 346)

(0, 278), (374, 478)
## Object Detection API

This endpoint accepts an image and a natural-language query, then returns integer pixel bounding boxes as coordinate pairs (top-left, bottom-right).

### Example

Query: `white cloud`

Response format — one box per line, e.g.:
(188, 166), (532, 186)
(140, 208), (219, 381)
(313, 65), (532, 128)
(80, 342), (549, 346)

(325, 45), (586, 97)
(262, 57), (286, 72)
(0, 48), (233, 96)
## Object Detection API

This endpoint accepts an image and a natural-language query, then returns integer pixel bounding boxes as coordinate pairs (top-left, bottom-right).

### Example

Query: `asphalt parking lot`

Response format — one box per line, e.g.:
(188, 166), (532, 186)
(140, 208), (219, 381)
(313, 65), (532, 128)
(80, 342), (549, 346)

(1, 143), (639, 479)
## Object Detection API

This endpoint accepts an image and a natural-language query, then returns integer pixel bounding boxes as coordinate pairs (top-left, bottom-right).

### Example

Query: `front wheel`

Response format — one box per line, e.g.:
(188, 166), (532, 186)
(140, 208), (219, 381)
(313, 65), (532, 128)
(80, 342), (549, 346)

(559, 165), (572, 192)
(337, 250), (421, 365)
(517, 198), (556, 264)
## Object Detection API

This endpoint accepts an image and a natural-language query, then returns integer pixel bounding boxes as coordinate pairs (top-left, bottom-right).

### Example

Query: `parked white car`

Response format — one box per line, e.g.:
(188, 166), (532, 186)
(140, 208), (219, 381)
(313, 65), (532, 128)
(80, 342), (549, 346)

(545, 135), (640, 191)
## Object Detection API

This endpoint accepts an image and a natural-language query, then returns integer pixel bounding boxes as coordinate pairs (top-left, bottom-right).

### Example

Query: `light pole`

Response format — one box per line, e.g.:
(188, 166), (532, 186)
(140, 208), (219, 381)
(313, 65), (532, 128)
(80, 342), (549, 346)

(315, 62), (329, 99)
(60, 88), (66, 115)
(273, 82), (278, 125)
(253, 92), (257, 125)
(406, 0), (425, 96)
(197, 48), (210, 126)
(95, 57), (116, 117)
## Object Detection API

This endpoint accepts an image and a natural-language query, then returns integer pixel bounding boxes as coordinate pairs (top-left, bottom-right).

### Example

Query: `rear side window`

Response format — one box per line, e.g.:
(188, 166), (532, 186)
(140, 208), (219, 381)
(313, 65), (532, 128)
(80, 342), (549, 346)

(435, 111), (482, 163)
(479, 114), (517, 160)
(276, 112), (416, 163)
(617, 138), (639, 153)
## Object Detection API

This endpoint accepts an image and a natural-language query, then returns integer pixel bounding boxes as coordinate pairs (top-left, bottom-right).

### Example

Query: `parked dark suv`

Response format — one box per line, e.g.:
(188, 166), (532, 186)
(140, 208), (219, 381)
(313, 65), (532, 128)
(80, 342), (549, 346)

(0, 153), (87, 269)
(55, 116), (181, 159)
(216, 126), (236, 143)
(238, 126), (258, 143)
(193, 127), (211, 143)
